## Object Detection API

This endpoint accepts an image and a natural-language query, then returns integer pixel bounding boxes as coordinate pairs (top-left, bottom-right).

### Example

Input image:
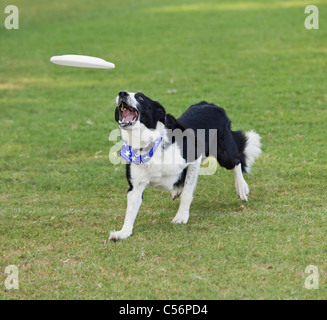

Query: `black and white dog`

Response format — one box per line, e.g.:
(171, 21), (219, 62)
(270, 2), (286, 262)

(109, 91), (261, 241)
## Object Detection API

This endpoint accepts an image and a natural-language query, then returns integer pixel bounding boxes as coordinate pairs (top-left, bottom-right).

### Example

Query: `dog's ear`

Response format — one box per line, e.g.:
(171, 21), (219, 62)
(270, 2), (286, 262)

(115, 106), (119, 122)
(154, 102), (166, 124)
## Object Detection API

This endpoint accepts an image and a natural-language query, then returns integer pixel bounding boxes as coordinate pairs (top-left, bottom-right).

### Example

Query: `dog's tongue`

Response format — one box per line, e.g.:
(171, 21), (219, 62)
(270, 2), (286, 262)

(125, 114), (134, 122)
(122, 109), (134, 122)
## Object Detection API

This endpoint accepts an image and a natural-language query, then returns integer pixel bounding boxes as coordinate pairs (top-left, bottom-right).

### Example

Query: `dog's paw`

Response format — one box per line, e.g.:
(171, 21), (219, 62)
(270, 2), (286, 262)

(172, 212), (189, 225)
(171, 189), (182, 201)
(235, 179), (250, 202)
(109, 229), (132, 241)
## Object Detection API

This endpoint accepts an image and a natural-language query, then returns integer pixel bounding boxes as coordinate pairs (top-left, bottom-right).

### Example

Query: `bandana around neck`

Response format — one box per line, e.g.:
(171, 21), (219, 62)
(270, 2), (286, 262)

(120, 136), (163, 165)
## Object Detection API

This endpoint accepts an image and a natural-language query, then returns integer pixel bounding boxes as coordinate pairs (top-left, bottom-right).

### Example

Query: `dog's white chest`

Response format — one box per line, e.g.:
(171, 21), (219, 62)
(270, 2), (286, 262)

(149, 167), (182, 191)
(131, 143), (187, 191)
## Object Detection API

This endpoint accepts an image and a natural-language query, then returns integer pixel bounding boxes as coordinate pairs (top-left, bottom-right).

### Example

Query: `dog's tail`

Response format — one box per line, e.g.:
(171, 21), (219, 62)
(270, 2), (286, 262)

(243, 130), (262, 173)
(232, 130), (262, 173)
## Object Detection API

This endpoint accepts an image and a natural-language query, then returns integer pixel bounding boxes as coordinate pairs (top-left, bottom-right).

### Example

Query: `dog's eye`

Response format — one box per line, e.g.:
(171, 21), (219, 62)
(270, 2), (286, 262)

(138, 96), (144, 101)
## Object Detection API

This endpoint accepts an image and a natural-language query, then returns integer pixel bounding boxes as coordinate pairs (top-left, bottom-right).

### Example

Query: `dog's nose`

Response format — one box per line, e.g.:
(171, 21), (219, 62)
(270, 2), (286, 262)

(119, 91), (129, 98)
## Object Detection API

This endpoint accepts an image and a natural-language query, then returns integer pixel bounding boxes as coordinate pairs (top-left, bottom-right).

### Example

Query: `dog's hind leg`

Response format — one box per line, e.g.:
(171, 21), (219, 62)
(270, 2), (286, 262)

(233, 130), (262, 201)
(172, 156), (202, 224)
(233, 163), (250, 202)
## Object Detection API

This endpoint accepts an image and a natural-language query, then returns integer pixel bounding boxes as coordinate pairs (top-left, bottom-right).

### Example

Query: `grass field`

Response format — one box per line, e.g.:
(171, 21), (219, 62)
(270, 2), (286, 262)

(1, 0), (327, 299)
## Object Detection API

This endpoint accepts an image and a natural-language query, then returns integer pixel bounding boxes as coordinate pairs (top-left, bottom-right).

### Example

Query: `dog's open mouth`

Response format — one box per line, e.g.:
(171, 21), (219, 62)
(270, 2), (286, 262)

(118, 101), (139, 127)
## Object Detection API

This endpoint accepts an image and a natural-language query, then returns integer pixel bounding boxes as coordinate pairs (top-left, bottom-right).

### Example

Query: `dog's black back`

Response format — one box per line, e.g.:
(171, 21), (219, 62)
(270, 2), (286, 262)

(166, 101), (248, 172)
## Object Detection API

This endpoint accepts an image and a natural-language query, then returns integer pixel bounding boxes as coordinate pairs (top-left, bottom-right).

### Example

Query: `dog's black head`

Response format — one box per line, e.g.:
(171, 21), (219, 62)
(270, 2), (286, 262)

(115, 91), (166, 129)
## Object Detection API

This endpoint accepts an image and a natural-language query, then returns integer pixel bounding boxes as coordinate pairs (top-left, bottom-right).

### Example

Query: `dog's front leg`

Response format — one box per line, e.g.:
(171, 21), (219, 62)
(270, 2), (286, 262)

(172, 156), (202, 224)
(109, 183), (147, 241)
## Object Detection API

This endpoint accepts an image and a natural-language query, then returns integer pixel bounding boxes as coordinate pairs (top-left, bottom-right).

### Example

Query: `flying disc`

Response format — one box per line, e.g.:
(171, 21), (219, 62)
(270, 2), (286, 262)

(50, 55), (115, 69)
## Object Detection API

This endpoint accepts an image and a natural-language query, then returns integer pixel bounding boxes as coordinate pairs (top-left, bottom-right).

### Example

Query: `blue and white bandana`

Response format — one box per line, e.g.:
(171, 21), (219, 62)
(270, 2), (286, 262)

(120, 136), (163, 165)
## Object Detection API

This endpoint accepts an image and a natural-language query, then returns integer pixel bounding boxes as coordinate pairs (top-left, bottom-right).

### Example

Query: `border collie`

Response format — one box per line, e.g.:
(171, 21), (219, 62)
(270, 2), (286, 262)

(109, 91), (262, 241)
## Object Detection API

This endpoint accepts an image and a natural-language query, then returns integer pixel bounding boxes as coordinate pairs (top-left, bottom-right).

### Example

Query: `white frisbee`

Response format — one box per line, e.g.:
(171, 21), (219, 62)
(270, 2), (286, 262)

(50, 55), (115, 69)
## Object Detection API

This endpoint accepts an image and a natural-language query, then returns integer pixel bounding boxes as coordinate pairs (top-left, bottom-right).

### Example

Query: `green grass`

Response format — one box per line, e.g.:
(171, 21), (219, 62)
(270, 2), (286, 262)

(1, 0), (327, 299)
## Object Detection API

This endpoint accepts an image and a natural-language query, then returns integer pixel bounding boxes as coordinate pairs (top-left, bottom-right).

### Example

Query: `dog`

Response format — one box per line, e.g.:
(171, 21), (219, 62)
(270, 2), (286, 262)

(109, 91), (262, 241)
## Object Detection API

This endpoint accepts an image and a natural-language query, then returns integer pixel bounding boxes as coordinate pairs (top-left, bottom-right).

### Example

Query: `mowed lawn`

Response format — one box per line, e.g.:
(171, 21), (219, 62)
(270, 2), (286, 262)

(1, 0), (326, 299)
